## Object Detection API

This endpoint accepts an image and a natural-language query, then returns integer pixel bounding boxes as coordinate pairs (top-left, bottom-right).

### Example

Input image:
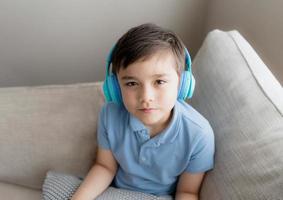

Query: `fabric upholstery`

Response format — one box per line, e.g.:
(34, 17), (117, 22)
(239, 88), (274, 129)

(0, 181), (41, 200)
(0, 82), (105, 189)
(190, 30), (283, 199)
(42, 171), (172, 200)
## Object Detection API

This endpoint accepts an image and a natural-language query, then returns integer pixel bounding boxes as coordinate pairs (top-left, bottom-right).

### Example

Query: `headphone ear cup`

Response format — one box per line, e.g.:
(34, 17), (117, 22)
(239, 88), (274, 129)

(178, 72), (190, 100)
(178, 71), (195, 100)
(112, 75), (123, 104)
(187, 74), (195, 99)
(103, 75), (123, 105)
(103, 78), (112, 102)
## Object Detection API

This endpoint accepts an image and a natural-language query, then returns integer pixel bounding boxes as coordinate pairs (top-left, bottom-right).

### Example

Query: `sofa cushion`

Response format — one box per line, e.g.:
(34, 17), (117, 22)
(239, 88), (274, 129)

(0, 82), (105, 189)
(0, 181), (41, 200)
(190, 30), (283, 199)
(42, 171), (172, 200)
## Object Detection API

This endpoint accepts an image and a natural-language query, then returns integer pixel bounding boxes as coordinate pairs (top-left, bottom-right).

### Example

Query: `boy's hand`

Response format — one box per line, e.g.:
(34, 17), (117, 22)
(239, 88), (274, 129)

(175, 172), (204, 200)
(71, 147), (117, 200)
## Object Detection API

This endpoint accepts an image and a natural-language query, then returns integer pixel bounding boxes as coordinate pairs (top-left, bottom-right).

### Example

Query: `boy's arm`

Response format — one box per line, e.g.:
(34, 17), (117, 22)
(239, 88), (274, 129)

(175, 172), (205, 200)
(71, 147), (118, 200)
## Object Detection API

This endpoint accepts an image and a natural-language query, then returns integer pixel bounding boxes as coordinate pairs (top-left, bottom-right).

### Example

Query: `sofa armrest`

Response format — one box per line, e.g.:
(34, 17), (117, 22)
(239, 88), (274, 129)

(190, 29), (283, 199)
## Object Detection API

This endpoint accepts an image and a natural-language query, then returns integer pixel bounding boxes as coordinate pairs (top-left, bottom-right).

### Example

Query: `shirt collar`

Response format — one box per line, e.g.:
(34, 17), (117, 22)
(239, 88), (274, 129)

(128, 101), (181, 144)
(129, 113), (147, 132)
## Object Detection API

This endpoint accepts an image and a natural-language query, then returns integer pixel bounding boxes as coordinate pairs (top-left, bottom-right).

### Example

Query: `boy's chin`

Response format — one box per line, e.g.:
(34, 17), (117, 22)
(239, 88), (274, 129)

(137, 112), (172, 128)
(134, 114), (160, 125)
(140, 118), (159, 126)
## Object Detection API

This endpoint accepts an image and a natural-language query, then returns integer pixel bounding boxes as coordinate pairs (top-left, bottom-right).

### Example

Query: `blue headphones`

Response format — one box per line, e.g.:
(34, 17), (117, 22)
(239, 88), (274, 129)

(103, 46), (195, 105)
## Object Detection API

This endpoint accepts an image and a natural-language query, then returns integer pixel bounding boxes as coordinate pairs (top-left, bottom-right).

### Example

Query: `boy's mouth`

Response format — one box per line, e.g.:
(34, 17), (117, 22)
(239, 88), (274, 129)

(138, 108), (156, 113)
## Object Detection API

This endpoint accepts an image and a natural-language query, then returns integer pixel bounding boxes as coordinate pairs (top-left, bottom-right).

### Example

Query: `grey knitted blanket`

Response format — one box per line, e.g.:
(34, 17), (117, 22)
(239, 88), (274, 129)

(42, 171), (173, 200)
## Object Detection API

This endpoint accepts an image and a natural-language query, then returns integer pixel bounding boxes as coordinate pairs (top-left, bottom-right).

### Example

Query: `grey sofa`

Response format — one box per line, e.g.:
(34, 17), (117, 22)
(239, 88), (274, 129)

(0, 30), (282, 200)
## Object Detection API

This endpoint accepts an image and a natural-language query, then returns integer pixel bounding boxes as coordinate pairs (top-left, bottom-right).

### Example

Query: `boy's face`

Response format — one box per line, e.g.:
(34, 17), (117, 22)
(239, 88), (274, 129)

(117, 50), (180, 134)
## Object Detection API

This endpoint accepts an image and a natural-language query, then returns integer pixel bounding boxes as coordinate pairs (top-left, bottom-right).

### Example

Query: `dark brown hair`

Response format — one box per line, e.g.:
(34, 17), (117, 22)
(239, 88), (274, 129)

(110, 23), (186, 74)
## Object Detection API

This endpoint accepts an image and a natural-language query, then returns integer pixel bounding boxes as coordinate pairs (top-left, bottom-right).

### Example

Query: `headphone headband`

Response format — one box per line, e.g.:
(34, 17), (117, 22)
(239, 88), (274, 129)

(105, 45), (116, 76)
(184, 47), (192, 72)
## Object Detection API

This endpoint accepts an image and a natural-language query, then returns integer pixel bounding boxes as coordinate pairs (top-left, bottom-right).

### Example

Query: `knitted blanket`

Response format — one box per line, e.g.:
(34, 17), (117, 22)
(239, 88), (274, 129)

(42, 171), (173, 200)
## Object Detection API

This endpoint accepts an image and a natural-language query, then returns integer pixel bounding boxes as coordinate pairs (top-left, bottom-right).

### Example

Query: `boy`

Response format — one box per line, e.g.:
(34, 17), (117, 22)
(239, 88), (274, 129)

(72, 23), (214, 200)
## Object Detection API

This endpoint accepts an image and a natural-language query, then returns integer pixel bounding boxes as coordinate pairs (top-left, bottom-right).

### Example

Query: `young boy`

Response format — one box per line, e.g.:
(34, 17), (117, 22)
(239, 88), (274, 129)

(72, 23), (214, 200)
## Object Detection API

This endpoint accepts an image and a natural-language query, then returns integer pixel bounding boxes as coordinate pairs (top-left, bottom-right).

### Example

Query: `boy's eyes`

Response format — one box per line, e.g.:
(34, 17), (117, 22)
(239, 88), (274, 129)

(124, 81), (138, 87)
(156, 79), (166, 85)
(124, 80), (166, 87)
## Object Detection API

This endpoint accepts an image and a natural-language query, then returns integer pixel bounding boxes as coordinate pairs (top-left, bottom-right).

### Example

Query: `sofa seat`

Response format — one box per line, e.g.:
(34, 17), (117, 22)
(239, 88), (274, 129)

(0, 182), (41, 200)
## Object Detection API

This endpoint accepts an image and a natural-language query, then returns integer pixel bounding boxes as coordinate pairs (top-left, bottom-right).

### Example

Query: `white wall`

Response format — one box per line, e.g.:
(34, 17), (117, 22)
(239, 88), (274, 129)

(204, 0), (283, 84)
(0, 0), (208, 87)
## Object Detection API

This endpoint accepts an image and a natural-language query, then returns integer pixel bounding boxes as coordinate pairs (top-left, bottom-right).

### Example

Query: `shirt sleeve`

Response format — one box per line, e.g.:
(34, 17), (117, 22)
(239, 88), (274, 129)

(97, 104), (111, 150)
(186, 123), (215, 173)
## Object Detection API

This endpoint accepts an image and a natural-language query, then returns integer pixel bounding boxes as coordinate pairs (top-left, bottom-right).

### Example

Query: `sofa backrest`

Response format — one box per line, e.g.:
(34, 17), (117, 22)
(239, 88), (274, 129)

(191, 30), (283, 199)
(0, 82), (105, 189)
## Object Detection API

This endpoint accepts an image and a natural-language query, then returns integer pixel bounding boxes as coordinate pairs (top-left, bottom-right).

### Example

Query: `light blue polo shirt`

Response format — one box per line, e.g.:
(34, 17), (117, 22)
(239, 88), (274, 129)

(97, 100), (214, 196)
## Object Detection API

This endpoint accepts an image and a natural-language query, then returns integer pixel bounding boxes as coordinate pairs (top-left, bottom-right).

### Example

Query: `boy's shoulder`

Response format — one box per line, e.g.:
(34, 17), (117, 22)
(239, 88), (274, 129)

(100, 102), (128, 120)
(176, 100), (212, 131)
(102, 102), (125, 111)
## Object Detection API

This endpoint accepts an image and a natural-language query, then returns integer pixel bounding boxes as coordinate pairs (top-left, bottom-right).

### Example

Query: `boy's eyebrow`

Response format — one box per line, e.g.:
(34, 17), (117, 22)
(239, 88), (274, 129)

(120, 76), (137, 80)
(121, 74), (170, 80)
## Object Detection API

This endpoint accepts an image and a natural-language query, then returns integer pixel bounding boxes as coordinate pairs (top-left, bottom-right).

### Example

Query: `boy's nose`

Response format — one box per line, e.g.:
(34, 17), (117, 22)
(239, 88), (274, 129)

(139, 85), (154, 103)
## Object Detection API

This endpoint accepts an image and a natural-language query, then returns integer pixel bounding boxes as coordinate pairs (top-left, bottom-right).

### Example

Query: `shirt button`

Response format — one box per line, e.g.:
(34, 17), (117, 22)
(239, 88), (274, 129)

(141, 157), (146, 162)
